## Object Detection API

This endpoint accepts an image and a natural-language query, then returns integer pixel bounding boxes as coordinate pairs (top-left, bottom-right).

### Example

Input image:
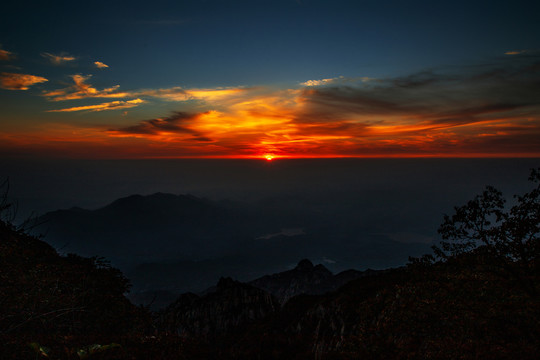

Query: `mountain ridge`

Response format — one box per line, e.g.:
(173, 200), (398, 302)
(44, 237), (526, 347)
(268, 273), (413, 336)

(36, 192), (431, 303)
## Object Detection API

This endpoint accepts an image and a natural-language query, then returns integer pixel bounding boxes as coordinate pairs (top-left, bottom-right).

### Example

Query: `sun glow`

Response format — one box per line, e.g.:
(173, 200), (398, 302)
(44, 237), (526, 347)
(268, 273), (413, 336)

(264, 154), (275, 161)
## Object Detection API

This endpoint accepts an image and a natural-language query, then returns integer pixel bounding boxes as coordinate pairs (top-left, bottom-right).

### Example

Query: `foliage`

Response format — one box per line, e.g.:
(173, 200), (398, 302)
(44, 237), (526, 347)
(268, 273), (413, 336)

(413, 168), (540, 297)
(0, 182), (152, 359)
(2, 172), (539, 359)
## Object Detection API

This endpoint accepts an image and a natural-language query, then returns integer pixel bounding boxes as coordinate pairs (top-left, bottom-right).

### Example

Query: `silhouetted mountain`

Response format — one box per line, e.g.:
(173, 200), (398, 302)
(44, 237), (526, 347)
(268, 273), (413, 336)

(38, 192), (245, 263)
(151, 256), (539, 359)
(4, 167), (538, 359)
(159, 277), (279, 339)
(4, 213), (539, 359)
(37, 192), (431, 300)
(154, 259), (389, 346)
(249, 258), (375, 303)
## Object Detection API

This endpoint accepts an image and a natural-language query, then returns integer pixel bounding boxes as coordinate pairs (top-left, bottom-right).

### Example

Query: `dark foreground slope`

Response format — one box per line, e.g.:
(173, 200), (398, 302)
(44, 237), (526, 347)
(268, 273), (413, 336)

(157, 254), (539, 359)
(0, 219), (152, 359)
(2, 213), (539, 359)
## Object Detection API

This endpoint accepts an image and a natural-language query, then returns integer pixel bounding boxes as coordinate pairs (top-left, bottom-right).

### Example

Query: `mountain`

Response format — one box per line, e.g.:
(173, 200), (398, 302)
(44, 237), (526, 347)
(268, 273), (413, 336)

(38, 193), (246, 263)
(158, 277), (279, 339)
(3, 214), (538, 359)
(154, 257), (539, 359)
(37, 192), (431, 300)
(156, 259), (385, 344)
(249, 258), (377, 303)
(131, 258), (373, 310)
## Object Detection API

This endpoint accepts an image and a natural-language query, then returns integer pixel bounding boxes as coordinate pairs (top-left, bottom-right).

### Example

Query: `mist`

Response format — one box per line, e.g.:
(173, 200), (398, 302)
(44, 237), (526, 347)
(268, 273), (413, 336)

(2, 158), (538, 296)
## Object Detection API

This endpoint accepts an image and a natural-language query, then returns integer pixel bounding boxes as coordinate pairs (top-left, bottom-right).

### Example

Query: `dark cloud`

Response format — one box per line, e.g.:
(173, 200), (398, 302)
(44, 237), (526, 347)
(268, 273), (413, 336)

(392, 70), (445, 88)
(190, 136), (213, 142)
(297, 56), (540, 128)
(112, 111), (201, 135)
(299, 87), (414, 117)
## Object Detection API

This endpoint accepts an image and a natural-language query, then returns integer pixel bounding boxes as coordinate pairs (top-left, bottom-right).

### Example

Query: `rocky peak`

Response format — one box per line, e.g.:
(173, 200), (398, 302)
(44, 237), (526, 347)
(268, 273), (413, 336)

(249, 259), (357, 304)
(159, 277), (279, 338)
(217, 276), (237, 289)
(296, 258), (314, 271)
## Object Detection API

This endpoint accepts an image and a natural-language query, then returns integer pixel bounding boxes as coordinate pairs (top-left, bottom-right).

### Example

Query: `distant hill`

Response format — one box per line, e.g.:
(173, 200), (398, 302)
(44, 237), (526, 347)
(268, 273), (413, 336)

(38, 193), (242, 263)
(37, 192), (431, 299)
(249, 258), (382, 304)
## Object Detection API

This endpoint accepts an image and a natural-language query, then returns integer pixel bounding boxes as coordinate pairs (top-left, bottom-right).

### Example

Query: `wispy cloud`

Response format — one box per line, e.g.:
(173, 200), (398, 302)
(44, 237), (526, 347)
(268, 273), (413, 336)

(300, 76), (373, 86)
(128, 87), (189, 101)
(0, 46), (15, 61)
(43, 74), (248, 103)
(43, 74), (127, 101)
(48, 99), (144, 112)
(301, 77), (341, 86)
(505, 50), (528, 55)
(0, 72), (48, 90)
(94, 61), (109, 69)
(41, 52), (77, 65)
(130, 87), (248, 102)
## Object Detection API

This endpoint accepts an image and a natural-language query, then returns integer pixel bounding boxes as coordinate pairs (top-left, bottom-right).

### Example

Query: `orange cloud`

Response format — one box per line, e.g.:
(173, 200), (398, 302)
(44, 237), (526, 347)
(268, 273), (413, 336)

(41, 52), (77, 64)
(184, 88), (246, 101)
(94, 61), (109, 68)
(43, 74), (128, 101)
(128, 86), (248, 102)
(48, 98), (145, 112)
(43, 76), (248, 103)
(0, 72), (48, 90)
(0, 46), (14, 61)
(505, 50), (527, 55)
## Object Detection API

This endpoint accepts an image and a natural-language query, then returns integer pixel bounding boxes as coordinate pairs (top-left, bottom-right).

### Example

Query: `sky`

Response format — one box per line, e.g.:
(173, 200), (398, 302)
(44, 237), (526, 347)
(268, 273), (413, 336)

(1, 0), (540, 159)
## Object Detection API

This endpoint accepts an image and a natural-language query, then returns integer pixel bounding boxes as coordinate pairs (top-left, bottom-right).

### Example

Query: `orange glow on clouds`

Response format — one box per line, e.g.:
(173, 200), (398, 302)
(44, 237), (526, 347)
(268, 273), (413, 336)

(48, 99), (145, 112)
(0, 72), (48, 90)
(2, 61), (540, 158)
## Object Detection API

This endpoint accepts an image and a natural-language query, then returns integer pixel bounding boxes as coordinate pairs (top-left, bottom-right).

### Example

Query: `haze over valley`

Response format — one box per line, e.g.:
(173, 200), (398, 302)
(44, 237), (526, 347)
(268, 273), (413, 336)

(2, 158), (536, 304)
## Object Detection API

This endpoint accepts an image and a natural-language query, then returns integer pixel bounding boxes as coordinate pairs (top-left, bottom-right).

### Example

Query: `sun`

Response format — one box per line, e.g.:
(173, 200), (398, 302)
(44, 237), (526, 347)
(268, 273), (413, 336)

(264, 154), (274, 161)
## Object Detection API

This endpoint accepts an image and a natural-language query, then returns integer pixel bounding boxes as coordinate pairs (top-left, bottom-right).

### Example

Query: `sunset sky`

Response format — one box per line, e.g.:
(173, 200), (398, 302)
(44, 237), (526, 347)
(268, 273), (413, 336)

(1, 0), (539, 159)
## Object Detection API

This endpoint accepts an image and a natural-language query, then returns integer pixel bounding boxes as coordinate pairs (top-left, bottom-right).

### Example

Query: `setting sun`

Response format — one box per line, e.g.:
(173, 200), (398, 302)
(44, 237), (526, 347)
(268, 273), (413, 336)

(264, 154), (274, 161)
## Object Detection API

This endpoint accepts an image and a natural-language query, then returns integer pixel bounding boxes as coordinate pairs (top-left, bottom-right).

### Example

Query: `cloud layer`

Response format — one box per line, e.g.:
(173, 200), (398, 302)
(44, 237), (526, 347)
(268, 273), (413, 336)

(48, 99), (144, 112)
(104, 57), (540, 158)
(3, 51), (540, 158)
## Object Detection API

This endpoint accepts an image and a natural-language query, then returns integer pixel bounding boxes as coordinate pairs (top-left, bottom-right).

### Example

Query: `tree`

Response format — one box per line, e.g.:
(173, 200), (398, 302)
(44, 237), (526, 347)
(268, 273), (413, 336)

(427, 168), (540, 297)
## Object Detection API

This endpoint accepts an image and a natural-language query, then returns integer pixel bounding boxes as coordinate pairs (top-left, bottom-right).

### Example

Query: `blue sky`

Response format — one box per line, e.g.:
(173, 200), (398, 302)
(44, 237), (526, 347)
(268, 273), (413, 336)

(3, 0), (538, 87)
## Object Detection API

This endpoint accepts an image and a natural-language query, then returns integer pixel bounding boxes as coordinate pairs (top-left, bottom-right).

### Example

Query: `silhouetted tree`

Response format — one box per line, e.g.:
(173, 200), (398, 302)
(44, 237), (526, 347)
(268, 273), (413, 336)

(431, 168), (540, 297)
